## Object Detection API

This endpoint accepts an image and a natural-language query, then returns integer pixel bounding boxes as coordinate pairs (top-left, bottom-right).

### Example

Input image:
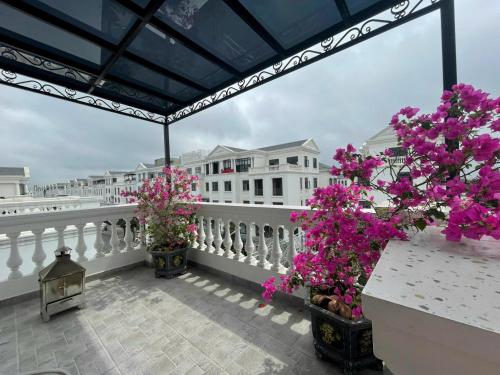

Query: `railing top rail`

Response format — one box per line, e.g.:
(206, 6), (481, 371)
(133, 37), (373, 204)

(0, 204), (138, 233)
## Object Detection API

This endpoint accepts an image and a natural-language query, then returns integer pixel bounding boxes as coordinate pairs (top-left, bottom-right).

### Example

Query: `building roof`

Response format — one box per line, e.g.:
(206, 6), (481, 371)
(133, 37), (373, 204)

(222, 146), (247, 152)
(0, 167), (26, 176)
(258, 139), (308, 152)
(319, 162), (331, 171)
(107, 171), (129, 175)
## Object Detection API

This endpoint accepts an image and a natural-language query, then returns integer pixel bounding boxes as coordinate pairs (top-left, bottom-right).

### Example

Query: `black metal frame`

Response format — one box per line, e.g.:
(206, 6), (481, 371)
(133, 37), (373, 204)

(0, 0), (456, 164)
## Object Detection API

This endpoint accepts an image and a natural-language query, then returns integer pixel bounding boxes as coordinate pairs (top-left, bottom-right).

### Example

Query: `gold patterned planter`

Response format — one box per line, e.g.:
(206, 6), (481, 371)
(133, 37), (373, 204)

(150, 247), (188, 278)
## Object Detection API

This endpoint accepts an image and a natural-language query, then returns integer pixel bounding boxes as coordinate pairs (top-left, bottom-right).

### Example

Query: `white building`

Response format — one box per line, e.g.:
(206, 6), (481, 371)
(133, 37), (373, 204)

(182, 139), (346, 206)
(360, 126), (407, 205)
(0, 167), (30, 198)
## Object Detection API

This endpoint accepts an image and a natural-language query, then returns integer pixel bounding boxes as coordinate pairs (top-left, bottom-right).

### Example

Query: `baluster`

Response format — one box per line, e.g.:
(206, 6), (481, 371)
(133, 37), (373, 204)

(206, 217), (214, 253)
(138, 224), (147, 251)
(191, 217), (199, 249)
(75, 224), (88, 262)
(198, 216), (206, 251)
(244, 222), (256, 264)
(287, 225), (297, 268)
(6, 232), (22, 279)
(54, 226), (66, 249)
(271, 225), (283, 272)
(93, 221), (105, 257)
(32, 229), (46, 271)
(257, 223), (269, 268)
(214, 218), (223, 255)
(223, 218), (233, 258)
(233, 221), (243, 261)
(111, 220), (120, 254)
(124, 218), (134, 252)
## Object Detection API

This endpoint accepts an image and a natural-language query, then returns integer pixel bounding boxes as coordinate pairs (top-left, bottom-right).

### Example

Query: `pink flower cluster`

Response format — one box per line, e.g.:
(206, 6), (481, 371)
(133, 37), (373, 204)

(122, 166), (201, 251)
(262, 84), (499, 319)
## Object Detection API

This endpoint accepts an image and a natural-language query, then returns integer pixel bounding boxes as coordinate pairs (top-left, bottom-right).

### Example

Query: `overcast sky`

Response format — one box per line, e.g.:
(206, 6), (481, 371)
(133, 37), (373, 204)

(1, 0), (498, 186)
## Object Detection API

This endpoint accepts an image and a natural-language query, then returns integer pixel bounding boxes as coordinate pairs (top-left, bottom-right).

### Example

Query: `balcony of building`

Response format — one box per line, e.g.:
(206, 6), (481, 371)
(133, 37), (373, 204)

(0, 202), (390, 375)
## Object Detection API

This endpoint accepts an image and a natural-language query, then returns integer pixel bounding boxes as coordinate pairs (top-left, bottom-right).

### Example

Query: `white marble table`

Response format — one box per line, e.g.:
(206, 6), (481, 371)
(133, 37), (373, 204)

(362, 226), (500, 375)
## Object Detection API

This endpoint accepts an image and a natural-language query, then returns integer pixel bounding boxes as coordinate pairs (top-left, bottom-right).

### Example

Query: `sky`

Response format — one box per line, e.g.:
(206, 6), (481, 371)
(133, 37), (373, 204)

(1, 0), (499, 186)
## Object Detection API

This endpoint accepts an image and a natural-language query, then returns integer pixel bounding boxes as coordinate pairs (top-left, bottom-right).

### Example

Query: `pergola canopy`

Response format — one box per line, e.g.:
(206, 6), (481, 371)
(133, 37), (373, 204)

(0, 0), (454, 126)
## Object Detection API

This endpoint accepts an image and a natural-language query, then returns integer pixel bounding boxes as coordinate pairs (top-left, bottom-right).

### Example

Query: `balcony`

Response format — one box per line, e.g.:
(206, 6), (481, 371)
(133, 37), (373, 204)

(249, 164), (303, 174)
(0, 203), (383, 375)
(0, 196), (102, 216)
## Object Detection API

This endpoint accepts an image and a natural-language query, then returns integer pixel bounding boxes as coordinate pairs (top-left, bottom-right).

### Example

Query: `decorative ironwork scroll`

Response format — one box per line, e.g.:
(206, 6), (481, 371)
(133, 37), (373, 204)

(0, 45), (166, 125)
(167, 0), (442, 124)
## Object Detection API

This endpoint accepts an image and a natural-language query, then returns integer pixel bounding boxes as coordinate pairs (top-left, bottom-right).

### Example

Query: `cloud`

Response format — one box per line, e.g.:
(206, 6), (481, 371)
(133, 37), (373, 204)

(0, 0), (498, 185)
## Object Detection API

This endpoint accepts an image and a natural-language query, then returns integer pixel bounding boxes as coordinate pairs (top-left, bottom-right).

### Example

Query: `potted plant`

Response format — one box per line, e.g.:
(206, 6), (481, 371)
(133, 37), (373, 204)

(262, 84), (499, 374)
(123, 166), (200, 278)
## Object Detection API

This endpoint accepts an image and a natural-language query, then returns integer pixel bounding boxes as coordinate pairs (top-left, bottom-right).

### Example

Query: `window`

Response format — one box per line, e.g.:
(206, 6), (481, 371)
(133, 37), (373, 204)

(224, 181), (231, 192)
(329, 178), (333, 185)
(300, 177), (303, 189)
(202, 198), (210, 202)
(212, 161), (219, 174)
(243, 200), (250, 204)
(304, 156), (309, 167)
(235, 157), (251, 172)
(254, 201), (264, 205)
(212, 182), (219, 191)
(242, 180), (249, 191)
(286, 156), (298, 165)
(187, 168), (192, 174)
(305, 178), (310, 189)
(191, 183), (196, 191)
(397, 172), (412, 181)
(269, 158), (279, 166)
(195, 166), (202, 174)
(205, 163), (210, 175)
(389, 147), (407, 156)
(223, 159), (231, 169)
(272, 202), (283, 205)
(254, 179), (263, 196)
(212, 200), (219, 203)
(224, 200), (232, 203)
(205, 182), (209, 191)
(272, 178), (283, 196)
(313, 158), (317, 168)
(148, 173), (154, 179)
(313, 178), (318, 188)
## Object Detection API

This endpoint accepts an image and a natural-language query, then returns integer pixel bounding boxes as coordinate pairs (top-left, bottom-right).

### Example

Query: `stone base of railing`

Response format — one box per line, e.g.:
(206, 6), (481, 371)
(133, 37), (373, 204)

(0, 248), (145, 302)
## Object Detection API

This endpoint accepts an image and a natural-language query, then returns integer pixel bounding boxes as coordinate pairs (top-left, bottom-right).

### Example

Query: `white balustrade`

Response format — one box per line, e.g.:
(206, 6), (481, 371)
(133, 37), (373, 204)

(223, 218), (233, 258)
(193, 203), (307, 274)
(197, 216), (206, 251)
(124, 218), (134, 252)
(31, 228), (46, 271)
(75, 224), (88, 262)
(244, 222), (256, 265)
(0, 202), (308, 301)
(0, 204), (144, 301)
(110, 220), (120, 254)
(214, 218), (223, 255)
(6, 232), (22, 279)
(205, 217), (214, 253)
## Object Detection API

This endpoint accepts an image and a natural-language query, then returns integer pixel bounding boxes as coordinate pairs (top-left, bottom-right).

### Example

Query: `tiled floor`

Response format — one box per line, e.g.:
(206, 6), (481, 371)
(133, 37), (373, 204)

(0, 266), (388, 375)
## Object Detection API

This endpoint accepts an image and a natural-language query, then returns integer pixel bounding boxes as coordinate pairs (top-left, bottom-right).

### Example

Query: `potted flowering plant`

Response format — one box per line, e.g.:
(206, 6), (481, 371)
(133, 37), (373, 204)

(123, 166), (201, 278)
(262, 84), (499, 374)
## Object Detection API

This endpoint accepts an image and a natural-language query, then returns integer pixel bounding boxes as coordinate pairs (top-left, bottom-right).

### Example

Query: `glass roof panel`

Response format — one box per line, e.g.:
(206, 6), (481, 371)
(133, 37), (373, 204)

(131, 0), (151, 8)
(24, 0), (137, 45)
(109, 57), (202, 101)
(155, 0), (275, 72)
(346, 0), (380, 14)
(239, 0), (342, 49)
(128, 24), (232, 89)
(0, 3), (110, 67)
(98, 80), (175, 112)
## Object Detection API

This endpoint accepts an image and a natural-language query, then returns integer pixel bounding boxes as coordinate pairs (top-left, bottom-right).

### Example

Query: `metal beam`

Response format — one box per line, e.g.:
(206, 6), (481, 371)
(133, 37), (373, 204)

(440, 0), (457, 90)
(221, 0), (285, 56)
(115, 0), (241, 77)
(163, 124), (171, 166)
(88, 0), (165, 94)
